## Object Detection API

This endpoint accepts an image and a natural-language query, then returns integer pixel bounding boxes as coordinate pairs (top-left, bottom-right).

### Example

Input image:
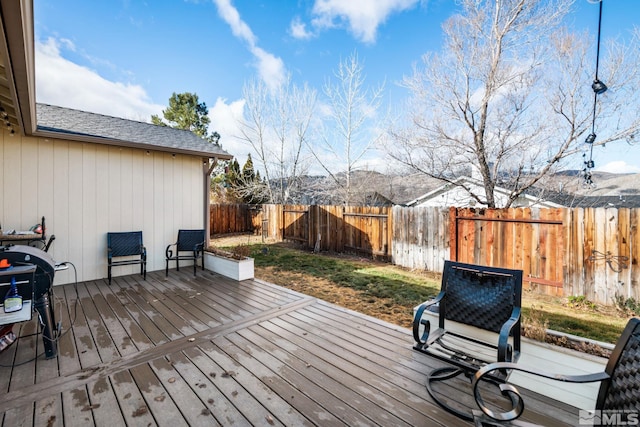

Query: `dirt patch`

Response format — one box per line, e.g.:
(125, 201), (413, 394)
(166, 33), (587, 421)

(257, 266), (412, 327)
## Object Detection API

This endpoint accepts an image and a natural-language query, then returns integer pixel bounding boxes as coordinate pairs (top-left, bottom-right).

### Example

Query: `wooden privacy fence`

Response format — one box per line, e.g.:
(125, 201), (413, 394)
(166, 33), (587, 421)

(210, 204), (640, 304)
(211, 204), (392, 258)
(210, 204), (262, 235)
(451, 207), (565, 296)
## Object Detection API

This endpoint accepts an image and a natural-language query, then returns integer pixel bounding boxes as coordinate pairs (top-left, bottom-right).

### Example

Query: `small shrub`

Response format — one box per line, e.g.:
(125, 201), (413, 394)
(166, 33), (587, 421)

(613, 293), (639, 316)
(523, 305), (548, 342)
(567, 295), (597, 311)
(208, 244), (250, 260)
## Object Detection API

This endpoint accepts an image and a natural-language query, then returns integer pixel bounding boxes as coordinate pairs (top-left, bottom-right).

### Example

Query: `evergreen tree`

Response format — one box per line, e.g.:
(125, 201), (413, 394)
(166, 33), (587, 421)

(152, 92), (212, 139)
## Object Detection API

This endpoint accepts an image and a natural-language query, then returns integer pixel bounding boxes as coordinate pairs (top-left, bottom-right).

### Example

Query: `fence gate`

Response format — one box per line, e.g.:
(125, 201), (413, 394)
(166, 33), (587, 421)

(282, 207), (309, 244)
(452, 208), (564, 296)
(342, 211), (390, 258)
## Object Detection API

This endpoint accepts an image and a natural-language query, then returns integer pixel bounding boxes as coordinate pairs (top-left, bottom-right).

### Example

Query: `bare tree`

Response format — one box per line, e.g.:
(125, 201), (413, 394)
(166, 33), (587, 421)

(238, 76), (317, 204)
(309, 52), (386, 205)
(389, 0), (640, 208)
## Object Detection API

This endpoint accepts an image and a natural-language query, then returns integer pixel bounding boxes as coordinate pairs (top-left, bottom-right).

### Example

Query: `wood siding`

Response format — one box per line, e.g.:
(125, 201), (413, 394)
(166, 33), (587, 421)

(0, 130), (206, 284)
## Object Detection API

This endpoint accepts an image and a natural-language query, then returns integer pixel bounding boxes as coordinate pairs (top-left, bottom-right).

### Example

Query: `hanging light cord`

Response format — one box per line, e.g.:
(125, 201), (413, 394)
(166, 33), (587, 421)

(591, 0), (604, 134)
(583, 0), (606, 188)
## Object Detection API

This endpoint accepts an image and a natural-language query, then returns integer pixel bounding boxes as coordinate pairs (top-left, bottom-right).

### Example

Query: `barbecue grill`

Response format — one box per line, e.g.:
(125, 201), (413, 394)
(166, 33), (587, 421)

(0, 244), (58, 358)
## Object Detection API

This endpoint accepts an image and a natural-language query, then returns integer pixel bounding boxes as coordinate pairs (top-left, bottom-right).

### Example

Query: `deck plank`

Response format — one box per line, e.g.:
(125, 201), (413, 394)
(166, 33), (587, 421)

(148, 354), (223, 427)
(163, 348), (252, 426)
(262, 315), (459, 426)
(60, 386), (96, 426)
(183, 341), (301, 426)
(0, 272), (583, 427)
(86, 377), (126, 427)
(75, 281), (122, 362)
(230, 326), (395, 426)
(3, 320), (39, 427)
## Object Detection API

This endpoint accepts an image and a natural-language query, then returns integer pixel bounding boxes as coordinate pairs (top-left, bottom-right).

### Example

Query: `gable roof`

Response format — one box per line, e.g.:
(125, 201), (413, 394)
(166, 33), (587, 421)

(405, 176), (564, 208)
(35, 103), (232, 159)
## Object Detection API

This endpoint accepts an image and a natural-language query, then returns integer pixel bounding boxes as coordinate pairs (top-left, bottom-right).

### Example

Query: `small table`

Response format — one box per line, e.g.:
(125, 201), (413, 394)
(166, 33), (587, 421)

(0, 233), (45, 247)
(0, 216), (48, 249)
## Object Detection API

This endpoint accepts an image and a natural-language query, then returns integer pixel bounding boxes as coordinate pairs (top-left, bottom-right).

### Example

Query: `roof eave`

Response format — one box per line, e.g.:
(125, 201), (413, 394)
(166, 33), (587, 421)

(0, 0), (36, 135)
(33, 127), (234, 160)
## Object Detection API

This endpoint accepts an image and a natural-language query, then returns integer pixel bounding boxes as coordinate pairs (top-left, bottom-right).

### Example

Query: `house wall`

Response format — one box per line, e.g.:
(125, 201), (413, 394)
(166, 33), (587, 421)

(0, 129), (206, 285)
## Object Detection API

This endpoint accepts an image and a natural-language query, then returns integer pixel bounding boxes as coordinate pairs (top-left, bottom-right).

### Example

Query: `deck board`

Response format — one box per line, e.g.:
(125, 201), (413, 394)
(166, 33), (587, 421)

(0, 269), (581, 426)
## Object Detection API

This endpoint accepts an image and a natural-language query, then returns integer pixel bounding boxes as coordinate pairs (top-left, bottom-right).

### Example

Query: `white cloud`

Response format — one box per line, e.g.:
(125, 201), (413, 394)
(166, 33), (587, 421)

(596, 160), (640, 174)
(35, 37), (164, 121)
(213, 0), (286, 91)
(310, 0), (419, 43)
(289, 17), (314, 40)
(208, 97), (250, 159)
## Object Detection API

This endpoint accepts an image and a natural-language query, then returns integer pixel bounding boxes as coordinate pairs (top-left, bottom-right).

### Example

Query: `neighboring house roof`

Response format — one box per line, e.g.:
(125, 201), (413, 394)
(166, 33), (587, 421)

(405, 176), (564, 208)
(547, 194), (640, 208)
(36, 104), (233, 159)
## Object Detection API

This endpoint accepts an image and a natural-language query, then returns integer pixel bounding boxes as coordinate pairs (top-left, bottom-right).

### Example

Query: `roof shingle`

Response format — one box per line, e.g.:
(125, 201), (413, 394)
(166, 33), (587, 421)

(35, 103), (233, 159)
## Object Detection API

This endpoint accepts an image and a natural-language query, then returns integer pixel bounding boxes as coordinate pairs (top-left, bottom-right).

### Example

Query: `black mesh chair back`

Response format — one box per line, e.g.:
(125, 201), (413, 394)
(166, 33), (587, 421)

(107, 231), (146, 285)
(442, 262), (520, 333)
(108, 232), (143, 257)
(177, 229), (206, 252)
(599, 317), (640, 411)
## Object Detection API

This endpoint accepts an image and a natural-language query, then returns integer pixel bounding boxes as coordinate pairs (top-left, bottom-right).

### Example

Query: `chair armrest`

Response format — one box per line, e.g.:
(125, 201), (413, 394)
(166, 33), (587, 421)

(498, 307), (521, 362)
(472, 362), (610, 423)
(412, 291), (445, 346)
(141, 246), (147, 260)
(195, 242), (204, 253)
(166, 242), (177, 258)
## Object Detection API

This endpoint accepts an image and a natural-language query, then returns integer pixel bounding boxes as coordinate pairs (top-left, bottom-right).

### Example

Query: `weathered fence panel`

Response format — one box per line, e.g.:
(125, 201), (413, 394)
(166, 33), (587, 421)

(392, 206), (449, 272)
(564, 207), (638, 303)
(210, 203), (640, 304)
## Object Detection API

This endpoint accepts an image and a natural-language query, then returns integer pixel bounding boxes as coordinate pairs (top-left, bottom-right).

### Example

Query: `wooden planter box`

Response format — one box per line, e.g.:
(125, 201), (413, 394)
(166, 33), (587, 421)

(204, 251), (254, 281)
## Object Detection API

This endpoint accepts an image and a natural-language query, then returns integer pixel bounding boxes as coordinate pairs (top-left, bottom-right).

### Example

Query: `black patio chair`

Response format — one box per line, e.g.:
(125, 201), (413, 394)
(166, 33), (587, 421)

(413, 260), (523, 421)
(471, 317), (640, 426)
(107, 231), (146, 285)
(165, 229), (205, 277)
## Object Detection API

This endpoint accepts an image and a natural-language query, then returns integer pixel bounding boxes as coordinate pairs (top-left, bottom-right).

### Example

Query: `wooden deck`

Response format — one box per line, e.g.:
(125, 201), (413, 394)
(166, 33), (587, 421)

(0, 269), (580, 426)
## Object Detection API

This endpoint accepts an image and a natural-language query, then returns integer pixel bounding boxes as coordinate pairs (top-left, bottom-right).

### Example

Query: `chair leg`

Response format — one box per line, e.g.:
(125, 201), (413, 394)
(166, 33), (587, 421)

(426, 367), (474, 421)
(142, 261), (146, 280)
(108, 265), (112, 285)
(165, 259), (169, 276)
(193, 257), (197, 276)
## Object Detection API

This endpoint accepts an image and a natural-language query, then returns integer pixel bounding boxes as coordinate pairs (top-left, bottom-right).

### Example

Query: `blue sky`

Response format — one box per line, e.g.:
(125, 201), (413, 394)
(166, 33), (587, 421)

(33, 0), (639, 174)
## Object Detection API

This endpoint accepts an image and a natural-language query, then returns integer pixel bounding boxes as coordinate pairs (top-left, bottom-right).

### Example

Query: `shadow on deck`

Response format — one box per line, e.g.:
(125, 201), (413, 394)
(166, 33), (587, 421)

(0, 269), (579, 426)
